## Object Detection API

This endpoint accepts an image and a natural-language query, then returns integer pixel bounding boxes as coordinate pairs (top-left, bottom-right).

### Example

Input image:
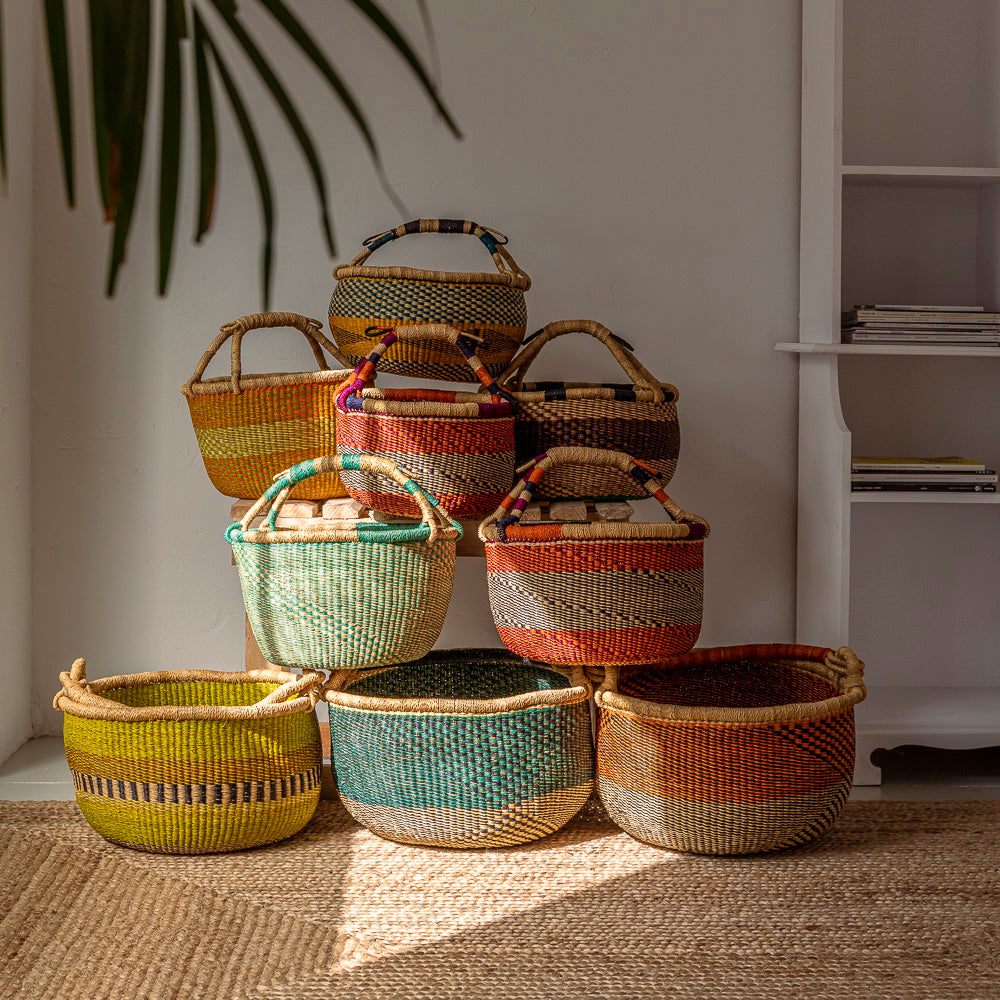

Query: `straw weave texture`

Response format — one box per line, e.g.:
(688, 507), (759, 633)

(2, 797), (997, 999)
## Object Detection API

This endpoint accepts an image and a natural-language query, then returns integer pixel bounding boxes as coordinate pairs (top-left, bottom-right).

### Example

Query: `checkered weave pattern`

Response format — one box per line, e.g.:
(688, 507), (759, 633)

(54, 660), (323, 854)
(324, 651), (594, 848)
(480, 447), (709, 666)
(228, 455), (461, 671)
(595, 644), (867, 855)
(335, 326), (517, 518)
(181, 312), (353, 499)
(497, 320), (681, 500)
(328, 219), (531, 382)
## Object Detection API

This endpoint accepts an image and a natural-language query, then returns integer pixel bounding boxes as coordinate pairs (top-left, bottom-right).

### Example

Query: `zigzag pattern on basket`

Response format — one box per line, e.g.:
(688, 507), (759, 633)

(70, 767), (322, 804)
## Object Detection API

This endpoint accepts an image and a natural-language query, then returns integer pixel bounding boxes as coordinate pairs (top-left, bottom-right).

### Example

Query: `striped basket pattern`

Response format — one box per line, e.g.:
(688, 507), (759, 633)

(182, 312), (353, 500)
(595, 645), (867, 855)
(228, 454), (461, 671)
(335, 325), (517, 518)
(497, 320), (681, 500)
(479, 447), (709, 666)
(54, 660), (323, 854)
(328, 219), (531, 382)
(324, 650), (594, 848)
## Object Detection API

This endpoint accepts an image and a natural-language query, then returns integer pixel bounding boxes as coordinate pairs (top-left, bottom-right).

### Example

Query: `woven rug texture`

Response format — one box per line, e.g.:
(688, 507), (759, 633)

(0, 797), (997, 1000)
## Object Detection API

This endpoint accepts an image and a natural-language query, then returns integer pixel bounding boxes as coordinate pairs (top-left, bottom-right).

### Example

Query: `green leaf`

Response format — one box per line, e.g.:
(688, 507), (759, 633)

(157, 0), (183, 295)
(197, 11), (275, 309)
(210, 0), (335, 256)
(105, 1), (151, 296)
(87, 0), (113, 217)
(348, 0), (461, 139)
(43, 0), (74, 205)
(192, 11), (217, 242)
(0, 0), (7, 186)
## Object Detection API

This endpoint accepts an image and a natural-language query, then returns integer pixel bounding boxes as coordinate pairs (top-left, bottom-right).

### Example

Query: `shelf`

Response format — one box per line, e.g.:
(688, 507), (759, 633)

(854, 686), (1000, 784)
(775, 342), (1000, 357)
(852, 492), (1000, 505)
(842, 165), (1000, 188)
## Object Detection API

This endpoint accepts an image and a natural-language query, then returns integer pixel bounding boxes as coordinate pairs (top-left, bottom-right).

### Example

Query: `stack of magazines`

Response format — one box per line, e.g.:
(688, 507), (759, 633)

(841, 304), (1000, 346)
(851, 456), (997, 494)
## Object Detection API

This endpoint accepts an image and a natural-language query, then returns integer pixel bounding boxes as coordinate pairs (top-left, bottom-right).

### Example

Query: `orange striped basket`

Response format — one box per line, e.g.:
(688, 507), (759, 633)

(182, 312), (353, 500)
(595, 644), (867, 855)
(328, 218), (531, 382)
(479, 447), (709, 666)
(335, 325), (517, 518)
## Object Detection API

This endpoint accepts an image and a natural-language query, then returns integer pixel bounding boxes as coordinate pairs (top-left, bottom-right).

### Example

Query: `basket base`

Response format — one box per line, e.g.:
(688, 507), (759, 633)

(597, 775), (852, 855)
(339, 783), (593, 849)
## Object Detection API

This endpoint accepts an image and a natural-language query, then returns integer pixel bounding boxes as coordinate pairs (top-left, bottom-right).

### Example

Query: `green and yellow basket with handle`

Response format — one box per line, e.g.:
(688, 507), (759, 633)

(228, 453), (462, 671)
(328, 218), (532, 381)
(54, 659), (324, 854)
(324, 649), (594, 848)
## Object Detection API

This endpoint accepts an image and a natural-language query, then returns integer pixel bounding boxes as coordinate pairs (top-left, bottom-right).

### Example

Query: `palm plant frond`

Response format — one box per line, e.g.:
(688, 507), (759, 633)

(0, 0), (461, 304)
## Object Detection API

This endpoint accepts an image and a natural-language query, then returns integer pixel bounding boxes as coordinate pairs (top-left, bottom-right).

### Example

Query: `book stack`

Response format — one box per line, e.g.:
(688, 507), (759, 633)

(851, 456), (998, 494)
(841, 304), (1000, 346)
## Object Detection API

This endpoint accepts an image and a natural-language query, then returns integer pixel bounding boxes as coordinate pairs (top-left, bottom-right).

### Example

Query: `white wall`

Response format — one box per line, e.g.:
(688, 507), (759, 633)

(27, 0), (802, 734)
(0, 3), (36, 760)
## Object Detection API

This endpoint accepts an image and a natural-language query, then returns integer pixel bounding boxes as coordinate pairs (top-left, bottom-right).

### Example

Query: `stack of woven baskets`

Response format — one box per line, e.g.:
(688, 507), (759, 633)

(54, 218), (866, 858)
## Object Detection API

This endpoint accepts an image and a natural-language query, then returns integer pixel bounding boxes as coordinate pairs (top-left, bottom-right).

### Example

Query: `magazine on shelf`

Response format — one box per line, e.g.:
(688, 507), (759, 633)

(851, 470), (997, 485)
(843, 331), (999, 344)
(851, 456), (988, 472)
(842, 309), (1000, 325)
(857, 304), (985, 313)
(852, 482), (997, 493)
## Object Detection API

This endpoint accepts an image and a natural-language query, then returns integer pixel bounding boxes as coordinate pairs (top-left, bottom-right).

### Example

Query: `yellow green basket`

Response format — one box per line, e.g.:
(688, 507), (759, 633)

(54, 659), (324, 854)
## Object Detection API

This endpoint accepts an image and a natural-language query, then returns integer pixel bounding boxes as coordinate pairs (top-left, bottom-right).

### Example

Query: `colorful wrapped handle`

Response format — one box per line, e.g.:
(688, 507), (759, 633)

(336, 325), (518, 412)
(344, 219), (530, 287)
(184, 312), (342, 395)
(497, 319), (675, 396)
(479, 446), (710, 542)
(229, 453), (460, 544)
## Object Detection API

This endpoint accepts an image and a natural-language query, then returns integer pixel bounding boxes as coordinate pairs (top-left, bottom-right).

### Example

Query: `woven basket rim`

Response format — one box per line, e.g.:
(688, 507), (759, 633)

(339, 393), (515, 419)
(181, 368), (353, 397)
(480, 523), (707, 543)
(54, 666), (322, 722)
(510, 382), (676, 403)
(332, 264), (531, 289)
(595, 645), (867, 724)
(323, 654), (590, 715)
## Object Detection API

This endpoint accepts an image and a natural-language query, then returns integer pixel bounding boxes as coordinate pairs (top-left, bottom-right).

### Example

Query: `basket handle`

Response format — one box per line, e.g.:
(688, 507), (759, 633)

(236, 453), (457, 542)
(53, 658), (324, 720)
(184, 312), (342, 395)
(825, 646), (867, 698)
(336, 325), (518, 410)
(497, 319), (670, 394)
(342, 219), (530, 286)
(484, 446), (710, 542)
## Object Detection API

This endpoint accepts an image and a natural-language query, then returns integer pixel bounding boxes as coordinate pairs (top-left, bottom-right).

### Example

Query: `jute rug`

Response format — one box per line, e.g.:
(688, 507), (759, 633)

(0, 798), (997, 999)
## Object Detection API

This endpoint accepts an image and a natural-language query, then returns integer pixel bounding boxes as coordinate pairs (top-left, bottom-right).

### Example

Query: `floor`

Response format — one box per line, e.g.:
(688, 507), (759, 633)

(2, 737), (999, 801)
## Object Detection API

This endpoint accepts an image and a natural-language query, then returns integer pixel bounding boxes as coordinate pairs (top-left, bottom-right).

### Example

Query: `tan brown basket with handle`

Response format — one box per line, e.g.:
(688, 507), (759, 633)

(328, 219), (531, 381)
(496, 319), (680, 501)
(181, 311), (352, 499)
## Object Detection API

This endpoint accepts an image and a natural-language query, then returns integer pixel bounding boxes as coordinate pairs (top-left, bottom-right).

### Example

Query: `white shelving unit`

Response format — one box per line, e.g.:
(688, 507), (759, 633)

(793, 0), (1000, 785)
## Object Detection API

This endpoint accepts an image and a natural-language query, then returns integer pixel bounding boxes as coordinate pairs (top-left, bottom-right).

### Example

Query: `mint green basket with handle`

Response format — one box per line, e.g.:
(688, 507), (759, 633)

(227, 454), (462, 671)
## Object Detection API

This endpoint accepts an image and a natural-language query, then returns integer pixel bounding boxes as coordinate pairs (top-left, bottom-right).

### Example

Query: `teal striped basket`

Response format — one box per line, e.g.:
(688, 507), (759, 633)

(227, 454), (461, 672)
(324, 649), (595, 848)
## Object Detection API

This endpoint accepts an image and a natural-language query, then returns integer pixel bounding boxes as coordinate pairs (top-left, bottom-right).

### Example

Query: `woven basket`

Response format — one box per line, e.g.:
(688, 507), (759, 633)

(228, 454), (461, 671)
(328, 219), (531, 382)
(324, 649), (594, 848)
(497, 319), (680, 501)
(335, 325), (517, 518)
(53, 659), (323, 854)
(595, 644), (867, 855)
(181, 311), (353, 500)
(480, 446), (709, 666)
